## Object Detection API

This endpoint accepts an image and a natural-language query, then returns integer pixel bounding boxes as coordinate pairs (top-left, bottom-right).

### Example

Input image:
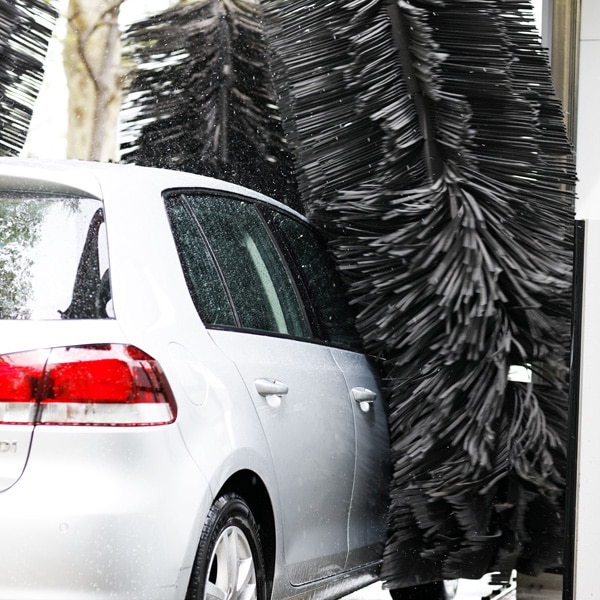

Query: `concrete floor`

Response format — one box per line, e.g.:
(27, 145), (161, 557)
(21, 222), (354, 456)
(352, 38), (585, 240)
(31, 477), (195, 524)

(345, 574), (515, 600)
(345, 572), (562, 600)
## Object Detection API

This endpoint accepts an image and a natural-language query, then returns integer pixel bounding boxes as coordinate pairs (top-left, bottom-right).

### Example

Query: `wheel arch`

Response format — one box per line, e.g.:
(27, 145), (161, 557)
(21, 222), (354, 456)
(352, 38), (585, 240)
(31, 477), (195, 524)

(218, 470), (277, 599)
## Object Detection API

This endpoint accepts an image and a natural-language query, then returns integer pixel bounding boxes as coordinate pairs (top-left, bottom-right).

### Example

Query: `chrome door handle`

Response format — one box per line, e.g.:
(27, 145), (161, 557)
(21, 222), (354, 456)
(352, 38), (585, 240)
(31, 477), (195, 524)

(255, 378), (289, 408)
(351, 387), (377, 412)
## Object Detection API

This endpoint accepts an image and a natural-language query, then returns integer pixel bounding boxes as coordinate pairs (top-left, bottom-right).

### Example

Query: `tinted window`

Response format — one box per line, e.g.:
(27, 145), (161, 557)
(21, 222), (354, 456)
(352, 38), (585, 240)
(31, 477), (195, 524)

(165, 198), (237, 328)
(268, 210), (362, 350)
(0, 195), (110, 320)
(183, 194), (310, 338)
(187, 196), (309, 337)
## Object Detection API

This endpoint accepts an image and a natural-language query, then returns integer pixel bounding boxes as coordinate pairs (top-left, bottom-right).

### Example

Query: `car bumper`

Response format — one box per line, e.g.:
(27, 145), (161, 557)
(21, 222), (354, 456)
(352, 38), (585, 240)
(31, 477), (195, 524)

(0, 425), (210, 600)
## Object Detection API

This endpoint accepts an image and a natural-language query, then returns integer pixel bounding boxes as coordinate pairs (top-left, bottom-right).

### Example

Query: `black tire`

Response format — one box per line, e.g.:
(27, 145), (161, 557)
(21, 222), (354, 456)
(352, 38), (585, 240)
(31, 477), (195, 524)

(390, 580), (458, 600)
(186, 493), (267, 600)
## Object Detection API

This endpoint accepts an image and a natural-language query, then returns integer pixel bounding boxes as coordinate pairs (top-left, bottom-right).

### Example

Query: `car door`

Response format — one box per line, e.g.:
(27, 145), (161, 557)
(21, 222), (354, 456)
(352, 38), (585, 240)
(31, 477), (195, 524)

(265, 208), (390, 569)
(164, 191), (356, 585)
(331, 347), (390, 569)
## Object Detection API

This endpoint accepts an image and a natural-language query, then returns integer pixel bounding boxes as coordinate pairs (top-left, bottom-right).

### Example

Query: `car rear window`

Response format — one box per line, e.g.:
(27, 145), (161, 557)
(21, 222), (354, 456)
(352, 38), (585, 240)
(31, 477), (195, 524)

(0, 194), (110, 320)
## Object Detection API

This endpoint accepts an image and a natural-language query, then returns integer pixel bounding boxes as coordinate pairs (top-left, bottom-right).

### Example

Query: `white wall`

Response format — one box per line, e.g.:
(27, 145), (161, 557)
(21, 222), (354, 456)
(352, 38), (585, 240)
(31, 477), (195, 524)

(574, 5), (600, 599)
(575, 0), (600, 218)
(574, 217), (600, 600)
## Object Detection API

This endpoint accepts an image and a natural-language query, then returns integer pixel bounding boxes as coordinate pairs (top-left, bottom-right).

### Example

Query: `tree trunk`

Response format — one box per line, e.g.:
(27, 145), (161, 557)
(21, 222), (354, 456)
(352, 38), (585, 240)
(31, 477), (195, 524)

(63, 0), (123, 161)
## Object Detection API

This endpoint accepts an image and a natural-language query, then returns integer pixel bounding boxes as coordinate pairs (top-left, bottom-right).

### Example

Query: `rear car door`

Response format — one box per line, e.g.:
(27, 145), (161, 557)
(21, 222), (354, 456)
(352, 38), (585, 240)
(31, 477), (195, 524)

(164, 191), (356, 584)
(265, 209), (390, 569)
(330, 347), (390, 568)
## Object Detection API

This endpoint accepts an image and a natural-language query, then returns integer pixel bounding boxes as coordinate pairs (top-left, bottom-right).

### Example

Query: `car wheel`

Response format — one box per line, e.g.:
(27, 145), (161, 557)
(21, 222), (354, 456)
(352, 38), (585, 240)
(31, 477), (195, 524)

(389, 580), (458, 600)
(186, 493), (266, 600)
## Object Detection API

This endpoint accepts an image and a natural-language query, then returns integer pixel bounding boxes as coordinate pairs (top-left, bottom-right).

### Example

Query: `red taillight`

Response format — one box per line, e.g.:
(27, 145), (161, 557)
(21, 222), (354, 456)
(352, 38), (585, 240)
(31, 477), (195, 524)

(0, 350), (47, 425)
(49, 358), (134, 403)
(0, 345), (176, 426)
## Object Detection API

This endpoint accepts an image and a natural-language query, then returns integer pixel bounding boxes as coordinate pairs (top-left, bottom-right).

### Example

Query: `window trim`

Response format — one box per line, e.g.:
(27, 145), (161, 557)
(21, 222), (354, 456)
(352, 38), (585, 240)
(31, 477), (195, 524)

(164, 187), (362, 352)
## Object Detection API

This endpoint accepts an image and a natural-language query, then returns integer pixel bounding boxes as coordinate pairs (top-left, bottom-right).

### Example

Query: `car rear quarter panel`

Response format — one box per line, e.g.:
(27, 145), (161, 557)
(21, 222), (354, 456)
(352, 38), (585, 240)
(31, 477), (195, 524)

(0, 425), (210, 600)
(98, 173), (286, 584)
(99, 170), (280, 493)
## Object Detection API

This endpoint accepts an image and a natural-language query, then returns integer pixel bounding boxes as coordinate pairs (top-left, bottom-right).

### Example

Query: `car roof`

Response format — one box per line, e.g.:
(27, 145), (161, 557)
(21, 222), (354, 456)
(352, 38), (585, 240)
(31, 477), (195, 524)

(0, 157), (306, 220)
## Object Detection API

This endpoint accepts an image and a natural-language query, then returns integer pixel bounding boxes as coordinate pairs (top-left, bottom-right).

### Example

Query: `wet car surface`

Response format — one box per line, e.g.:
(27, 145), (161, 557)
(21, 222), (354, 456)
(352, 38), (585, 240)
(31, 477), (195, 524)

(0, 158), (390, 600)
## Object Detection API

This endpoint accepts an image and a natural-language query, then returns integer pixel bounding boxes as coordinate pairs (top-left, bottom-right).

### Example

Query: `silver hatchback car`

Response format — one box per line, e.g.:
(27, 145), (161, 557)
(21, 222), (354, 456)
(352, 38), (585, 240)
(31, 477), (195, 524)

(0, 158), (390, 600)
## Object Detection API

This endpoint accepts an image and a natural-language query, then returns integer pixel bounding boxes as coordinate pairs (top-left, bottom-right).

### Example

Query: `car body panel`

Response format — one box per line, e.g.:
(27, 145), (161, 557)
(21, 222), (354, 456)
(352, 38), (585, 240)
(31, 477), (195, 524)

(330, 348), (390, 569)
(0, 158), (391, 600)
(209, 329), (356, 584)
(0, 425), (209, 600)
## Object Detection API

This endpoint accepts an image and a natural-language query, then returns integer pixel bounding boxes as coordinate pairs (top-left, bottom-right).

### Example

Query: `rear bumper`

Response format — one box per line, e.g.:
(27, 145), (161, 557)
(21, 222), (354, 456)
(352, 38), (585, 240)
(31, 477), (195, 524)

(0, 425), (210, 600)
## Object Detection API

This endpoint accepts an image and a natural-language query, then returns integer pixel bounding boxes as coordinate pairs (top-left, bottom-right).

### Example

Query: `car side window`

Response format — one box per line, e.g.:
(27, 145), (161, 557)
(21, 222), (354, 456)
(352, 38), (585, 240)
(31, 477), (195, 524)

(172, 193), (310, 339)
(165, 197), (237, 328)
(187, 195), (310, 337)
(266, 209), (363, 351)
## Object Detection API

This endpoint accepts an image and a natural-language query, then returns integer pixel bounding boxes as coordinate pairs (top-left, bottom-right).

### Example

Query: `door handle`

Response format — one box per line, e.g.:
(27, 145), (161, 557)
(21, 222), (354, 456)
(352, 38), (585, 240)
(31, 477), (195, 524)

(351, 387), (377, 412)
(255, 378), (289, 408)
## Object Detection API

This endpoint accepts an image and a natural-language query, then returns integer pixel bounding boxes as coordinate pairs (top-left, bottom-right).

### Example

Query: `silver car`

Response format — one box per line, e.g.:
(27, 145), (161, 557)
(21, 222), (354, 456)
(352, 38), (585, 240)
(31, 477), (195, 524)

(0, 158), (390, 600)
